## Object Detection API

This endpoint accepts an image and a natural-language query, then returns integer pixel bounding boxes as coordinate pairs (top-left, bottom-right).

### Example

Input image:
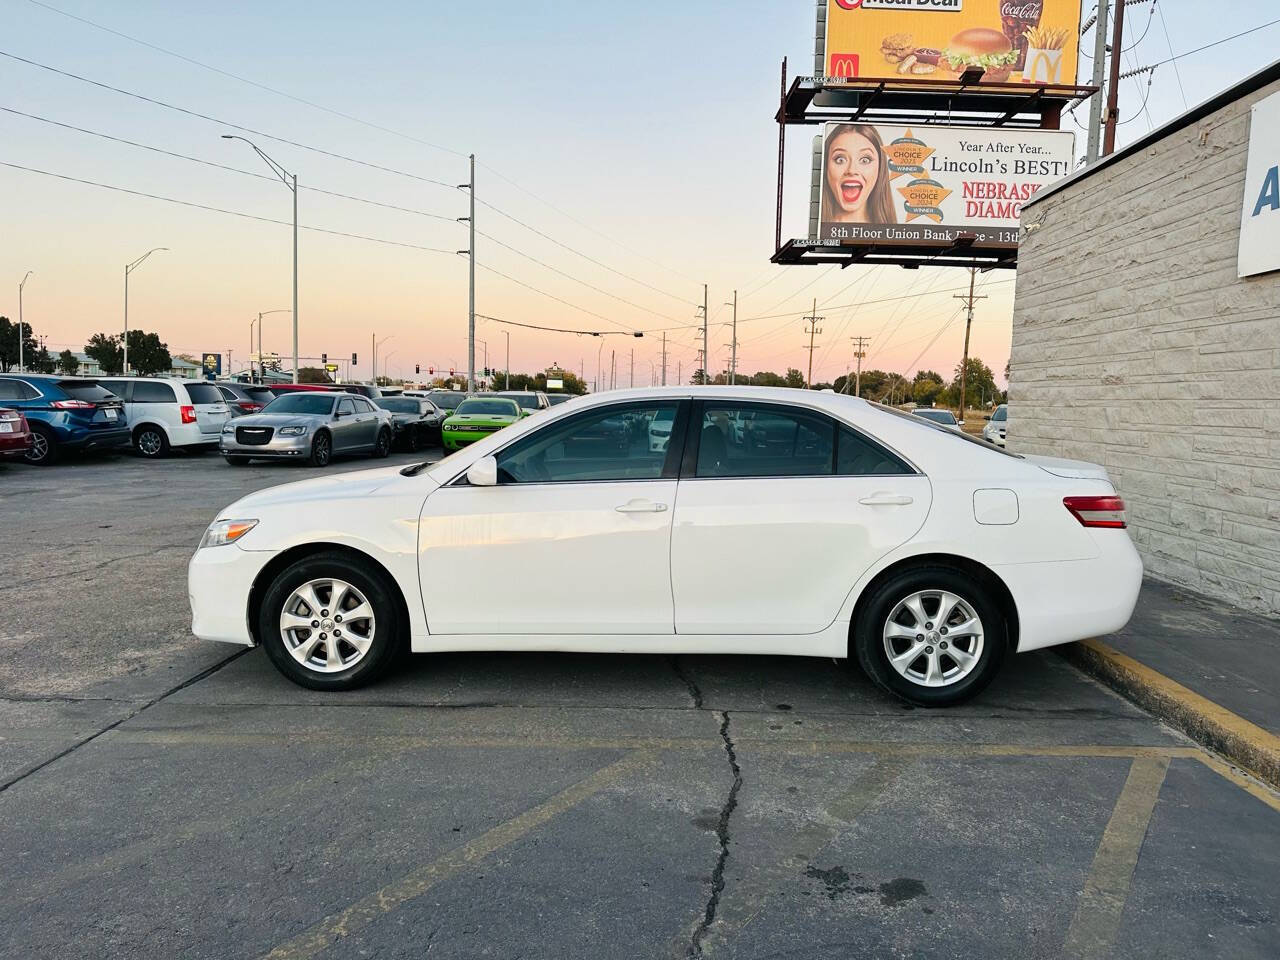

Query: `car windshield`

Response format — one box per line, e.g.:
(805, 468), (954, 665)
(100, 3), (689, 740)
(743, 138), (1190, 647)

(430, 392), (468, 410)
(243, 387), (275, 403)
(57, 380), (116, 403)
(456, 398), (519, 416)
(262, 394), (335, 416)
(377, 398), (421, 413)
(499, 393), (539, 410)
(547, 395), (572, 405)
(184, 383), (223, 405)
(915, 410), (956, 425)
(991, 406), (1007, 422)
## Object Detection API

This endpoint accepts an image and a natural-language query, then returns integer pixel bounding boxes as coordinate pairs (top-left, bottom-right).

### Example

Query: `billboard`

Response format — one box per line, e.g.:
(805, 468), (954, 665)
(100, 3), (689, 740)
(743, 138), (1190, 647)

(816, 122), (1074, 247)
(823, 0), (1082, 87)
(201, 352), (222, 377)
(1239, 89), (1280, 278)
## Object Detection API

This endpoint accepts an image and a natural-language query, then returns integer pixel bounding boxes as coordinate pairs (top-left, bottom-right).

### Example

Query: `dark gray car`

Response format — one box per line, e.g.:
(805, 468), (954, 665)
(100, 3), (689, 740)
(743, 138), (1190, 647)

(375, 397), (444, 450)
(219, 392), (393, 467)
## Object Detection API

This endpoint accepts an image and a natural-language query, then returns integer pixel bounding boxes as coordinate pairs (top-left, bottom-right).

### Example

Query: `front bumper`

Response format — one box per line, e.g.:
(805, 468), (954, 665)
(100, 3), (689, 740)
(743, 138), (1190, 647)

(220, 432), (312, 459)
(442, 426), (501, 450)
(188, 543), (275, 645)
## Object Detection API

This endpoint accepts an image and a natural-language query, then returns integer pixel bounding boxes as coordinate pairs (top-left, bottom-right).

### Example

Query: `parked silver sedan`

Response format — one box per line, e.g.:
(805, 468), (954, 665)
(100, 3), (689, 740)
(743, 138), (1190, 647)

(219, 391), (393, 467)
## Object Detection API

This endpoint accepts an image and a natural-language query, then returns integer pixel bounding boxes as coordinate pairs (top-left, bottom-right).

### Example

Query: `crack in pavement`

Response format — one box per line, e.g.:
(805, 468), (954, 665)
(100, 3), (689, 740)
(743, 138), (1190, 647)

(2, 543), (192, 590)
(0, 647), (249, 795)
(670, 655), (704, 709)
(687, 710), (743, 959)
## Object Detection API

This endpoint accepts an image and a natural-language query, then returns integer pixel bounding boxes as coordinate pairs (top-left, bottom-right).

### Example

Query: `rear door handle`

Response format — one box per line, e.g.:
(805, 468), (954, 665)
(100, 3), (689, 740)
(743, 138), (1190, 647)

(859, 493), (914, 506)
(615, 499), (668, 514)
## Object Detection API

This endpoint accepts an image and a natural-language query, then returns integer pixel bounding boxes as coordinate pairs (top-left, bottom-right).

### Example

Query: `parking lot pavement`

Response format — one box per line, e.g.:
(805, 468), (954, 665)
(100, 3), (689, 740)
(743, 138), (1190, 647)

(3, 456), (1278, 959)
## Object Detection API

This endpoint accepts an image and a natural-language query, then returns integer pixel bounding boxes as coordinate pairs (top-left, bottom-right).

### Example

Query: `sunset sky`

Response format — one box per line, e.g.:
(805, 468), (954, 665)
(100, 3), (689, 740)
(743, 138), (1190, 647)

(4, 0), (1279, 387)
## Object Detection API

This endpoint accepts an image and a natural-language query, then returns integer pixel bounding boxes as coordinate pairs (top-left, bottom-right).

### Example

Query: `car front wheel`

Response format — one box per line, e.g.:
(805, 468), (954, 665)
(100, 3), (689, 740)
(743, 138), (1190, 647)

(258, 552), (403, 690)
(853, 566), (1006, 707)
(372, 427), (392, 458)
(309, 431), (332, 467)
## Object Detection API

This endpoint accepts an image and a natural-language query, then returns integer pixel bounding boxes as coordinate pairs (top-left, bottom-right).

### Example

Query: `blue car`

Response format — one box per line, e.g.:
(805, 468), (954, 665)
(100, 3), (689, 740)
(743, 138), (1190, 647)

(0, 374), (130, 465)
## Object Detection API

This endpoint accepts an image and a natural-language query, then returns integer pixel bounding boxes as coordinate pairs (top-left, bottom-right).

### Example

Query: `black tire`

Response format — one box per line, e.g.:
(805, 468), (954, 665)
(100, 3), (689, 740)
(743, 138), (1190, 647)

(258, 551), (404, 691)
(407, 428), (422, 452)
(224, 455), (251, 466)
(372, 427), (392, 459)
(24, 424), (58, 465)
(134, 425), (170, 458)
(853, 565), (1007, 707)
(309, 431), (332, 467)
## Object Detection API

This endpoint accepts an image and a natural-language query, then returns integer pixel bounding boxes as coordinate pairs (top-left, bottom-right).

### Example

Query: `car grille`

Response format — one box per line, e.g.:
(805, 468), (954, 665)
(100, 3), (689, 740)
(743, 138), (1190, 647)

(451, 424), (498, 432)
(236, 426), (274, 445)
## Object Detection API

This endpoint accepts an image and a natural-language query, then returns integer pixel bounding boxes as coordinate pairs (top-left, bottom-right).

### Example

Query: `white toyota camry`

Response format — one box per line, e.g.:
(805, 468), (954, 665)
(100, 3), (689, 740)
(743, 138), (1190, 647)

(189, 387), (1142, 706)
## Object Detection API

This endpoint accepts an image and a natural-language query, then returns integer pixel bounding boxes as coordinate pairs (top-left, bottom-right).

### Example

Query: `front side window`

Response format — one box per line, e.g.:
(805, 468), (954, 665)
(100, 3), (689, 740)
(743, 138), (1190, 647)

(337, 398), (356, 416)
(132, 381), (177, 403)
(496, 402), (680, 484)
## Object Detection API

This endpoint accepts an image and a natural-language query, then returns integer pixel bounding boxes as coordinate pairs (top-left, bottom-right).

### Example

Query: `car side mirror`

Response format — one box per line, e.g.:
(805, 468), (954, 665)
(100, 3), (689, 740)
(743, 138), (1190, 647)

(467, 455), (498, 487)
(334, 411), (346, 419)
(984, 415), (991, 420)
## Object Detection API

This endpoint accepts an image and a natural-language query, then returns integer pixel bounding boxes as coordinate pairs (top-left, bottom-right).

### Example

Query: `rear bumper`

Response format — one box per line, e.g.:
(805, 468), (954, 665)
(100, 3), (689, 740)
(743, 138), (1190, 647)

(64, 425), (132, 451)
(996, 531), (1144, 653)
(188, 543), (275, 645)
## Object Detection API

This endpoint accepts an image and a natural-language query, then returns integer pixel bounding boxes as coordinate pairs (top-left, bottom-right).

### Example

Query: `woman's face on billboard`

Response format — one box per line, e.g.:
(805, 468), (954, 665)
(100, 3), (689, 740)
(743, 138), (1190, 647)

(827, 130), (879, 217)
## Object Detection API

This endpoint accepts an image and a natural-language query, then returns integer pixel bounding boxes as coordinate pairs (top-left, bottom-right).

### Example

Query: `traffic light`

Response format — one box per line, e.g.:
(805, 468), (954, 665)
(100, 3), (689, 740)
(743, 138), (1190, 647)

(483, 367), (491, 377)
(351, 353), (357, 364)
(322, 353), (327, 364)
(449, 368), (455, 377)
(415, 364), (420, 375)
(428, 366), (434, 375)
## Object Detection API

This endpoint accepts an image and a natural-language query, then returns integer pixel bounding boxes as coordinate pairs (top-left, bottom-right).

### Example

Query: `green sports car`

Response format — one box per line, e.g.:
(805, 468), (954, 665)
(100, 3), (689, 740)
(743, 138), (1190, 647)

(441, 396), (522, 450)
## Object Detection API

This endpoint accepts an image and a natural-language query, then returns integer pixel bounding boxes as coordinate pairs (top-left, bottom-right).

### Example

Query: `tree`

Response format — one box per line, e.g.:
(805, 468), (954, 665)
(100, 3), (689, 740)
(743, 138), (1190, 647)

(297, 366), (333, 384)
(689, 368), (709, 385)
(85, 333), (123, 375)
(854, 369), (888, 398)
(784, 368), (805, 389)
(0, 317), (39, 373)
(947, 357), (997, 410)
(31, 347), (55, 374)
(125, 330), (171, 376)
(912, 377), (943, 406)
(749, 370), (785, 387)
(57, 349), (80, 375)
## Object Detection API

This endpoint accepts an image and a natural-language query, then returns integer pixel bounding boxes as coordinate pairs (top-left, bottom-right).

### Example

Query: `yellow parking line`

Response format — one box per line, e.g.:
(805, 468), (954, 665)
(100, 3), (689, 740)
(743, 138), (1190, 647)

(1192, 752), (1280, 815)
(1072, 638), (1280, 788)
(261, 750), (654, 960)
(1061, 756), (1169, 960)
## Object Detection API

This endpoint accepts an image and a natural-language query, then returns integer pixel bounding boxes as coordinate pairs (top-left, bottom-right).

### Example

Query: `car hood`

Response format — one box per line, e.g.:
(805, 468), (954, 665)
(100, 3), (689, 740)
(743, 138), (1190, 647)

(1022, 454), (1110, 481)
(225, 463), (428, 513)
(231, 412), (328, 428)
(445, 413), (516, 425)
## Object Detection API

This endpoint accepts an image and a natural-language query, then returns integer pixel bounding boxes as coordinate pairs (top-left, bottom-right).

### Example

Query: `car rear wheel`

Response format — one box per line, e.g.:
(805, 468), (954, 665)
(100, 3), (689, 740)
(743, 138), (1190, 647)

(853, 566), (1006, 707)
(24, 424), (58, 465)
(258, 553), (402, 690)
(134, 426), (169, 458)
(372, 427), (392, 458)
(309, 431), (332, 467)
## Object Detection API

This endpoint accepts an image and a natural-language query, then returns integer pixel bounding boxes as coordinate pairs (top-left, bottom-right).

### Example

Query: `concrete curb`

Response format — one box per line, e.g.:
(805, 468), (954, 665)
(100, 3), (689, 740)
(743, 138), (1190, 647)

(1062, 638), (1280, 791)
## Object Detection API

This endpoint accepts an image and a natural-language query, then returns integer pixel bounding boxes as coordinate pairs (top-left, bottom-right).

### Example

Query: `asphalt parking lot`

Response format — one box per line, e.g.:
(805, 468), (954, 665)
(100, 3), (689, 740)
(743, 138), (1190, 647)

(1, 450), (1278, 959)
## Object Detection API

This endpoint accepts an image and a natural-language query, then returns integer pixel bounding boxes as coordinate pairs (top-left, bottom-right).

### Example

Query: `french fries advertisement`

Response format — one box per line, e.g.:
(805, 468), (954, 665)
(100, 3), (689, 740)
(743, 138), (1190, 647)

(824, 0), (1082, 88)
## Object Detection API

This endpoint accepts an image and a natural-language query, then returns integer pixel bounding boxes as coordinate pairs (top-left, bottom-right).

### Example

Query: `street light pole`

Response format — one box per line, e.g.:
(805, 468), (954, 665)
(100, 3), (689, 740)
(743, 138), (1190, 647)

(18, 271), (32, 373)
(597, 339), (605, 393)
(123, 248), (167, 374)
(504, 330), (510, 390)
(251, 309), (290, 383)
(222, 135), (299, 382)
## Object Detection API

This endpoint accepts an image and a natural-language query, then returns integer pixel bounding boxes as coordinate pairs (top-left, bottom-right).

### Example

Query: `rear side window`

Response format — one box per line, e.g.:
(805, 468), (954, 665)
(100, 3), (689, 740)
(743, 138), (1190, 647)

(57, 381), (116, 403)
(837, 427), (911, 476)
(132, 381), (177, 403)
(355, 397), (376, 413)
(696, 404), (834, 478)
(184, 383), (222, 405)
(0, 379), (35, 400)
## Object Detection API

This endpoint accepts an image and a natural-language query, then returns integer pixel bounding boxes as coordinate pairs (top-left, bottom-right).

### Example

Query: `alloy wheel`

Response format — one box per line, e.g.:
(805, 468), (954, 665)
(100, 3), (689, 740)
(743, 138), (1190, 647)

(137, 430), (163, 457)
(278, 578), (376, 674)
(882, 590), (984, 688)
(26, 431), (50, 463)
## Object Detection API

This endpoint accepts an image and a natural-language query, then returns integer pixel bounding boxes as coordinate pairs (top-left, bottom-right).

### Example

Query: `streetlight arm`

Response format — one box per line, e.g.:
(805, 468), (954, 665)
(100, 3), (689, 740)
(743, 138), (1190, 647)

(126, 247), (168, 274)
(222, 135), (293, 189)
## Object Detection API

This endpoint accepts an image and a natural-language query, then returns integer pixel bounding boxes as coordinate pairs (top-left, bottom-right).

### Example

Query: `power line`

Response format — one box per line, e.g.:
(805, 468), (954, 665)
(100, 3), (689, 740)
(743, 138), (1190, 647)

(1156, 1), (1188, 109)
(1148, 17), (1280, 68)
(476, 314), (644, 337)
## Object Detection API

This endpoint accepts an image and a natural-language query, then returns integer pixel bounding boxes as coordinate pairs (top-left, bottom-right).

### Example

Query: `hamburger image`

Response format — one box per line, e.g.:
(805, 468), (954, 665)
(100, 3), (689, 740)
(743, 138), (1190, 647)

(940, 27), (1018, 82)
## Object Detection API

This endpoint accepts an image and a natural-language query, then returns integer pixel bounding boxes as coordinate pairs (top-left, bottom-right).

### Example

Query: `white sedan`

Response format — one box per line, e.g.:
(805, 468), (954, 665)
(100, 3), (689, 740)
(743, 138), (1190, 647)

(188, 387), (1141, 706)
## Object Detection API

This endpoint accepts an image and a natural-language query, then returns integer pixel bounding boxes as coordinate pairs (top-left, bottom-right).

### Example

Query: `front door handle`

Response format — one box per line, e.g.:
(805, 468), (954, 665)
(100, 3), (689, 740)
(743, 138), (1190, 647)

(615, 499), (668, 514)
(859, 493), (914, 506)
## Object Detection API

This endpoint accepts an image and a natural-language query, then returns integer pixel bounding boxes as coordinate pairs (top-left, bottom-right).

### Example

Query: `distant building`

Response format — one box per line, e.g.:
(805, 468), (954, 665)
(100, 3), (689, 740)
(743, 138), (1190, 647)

(66, 351), (204, 379)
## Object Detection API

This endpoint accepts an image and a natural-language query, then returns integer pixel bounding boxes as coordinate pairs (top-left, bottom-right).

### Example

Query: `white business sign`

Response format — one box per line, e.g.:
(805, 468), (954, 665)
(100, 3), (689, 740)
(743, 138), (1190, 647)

(1239, 89), (1280, 278)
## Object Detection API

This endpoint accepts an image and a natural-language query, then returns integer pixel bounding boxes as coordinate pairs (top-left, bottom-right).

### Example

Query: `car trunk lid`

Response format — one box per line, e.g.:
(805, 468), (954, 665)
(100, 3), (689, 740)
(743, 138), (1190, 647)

(1023, 454), (1111, 482)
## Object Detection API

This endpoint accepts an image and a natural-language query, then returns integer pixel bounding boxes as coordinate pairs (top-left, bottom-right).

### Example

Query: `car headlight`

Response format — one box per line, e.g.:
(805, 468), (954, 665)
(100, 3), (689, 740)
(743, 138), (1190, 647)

(221, 423), (235, 433)
(278, 425), (307, 436)
(199, 519), (258, 549)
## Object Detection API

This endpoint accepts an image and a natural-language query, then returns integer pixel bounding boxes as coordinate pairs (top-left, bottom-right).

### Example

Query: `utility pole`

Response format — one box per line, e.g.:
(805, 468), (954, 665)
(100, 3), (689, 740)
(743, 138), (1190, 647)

(610, 349), (616, 390)
(661, 333), (668, 386)
(850, 335), (870, 397)
(630, 348), (634, 388)
(701, 283), (709, 385)
(953, 268), (987, 422)
(371, 333), (376, 385)
(1085, 0), (1111, 163)
(726, 290), (738, 384)
(460, 154), (477, 392)
(504, 330), (510, 390)
(802, 298), (824, 389)
(1103, 0), (1126, 156)
(678, 360), (682, 386)
(18, 271), (32, 373)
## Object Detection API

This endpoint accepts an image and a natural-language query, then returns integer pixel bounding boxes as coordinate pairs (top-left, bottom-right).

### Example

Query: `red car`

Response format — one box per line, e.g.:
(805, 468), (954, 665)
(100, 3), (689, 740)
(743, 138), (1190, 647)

(0, 407), (33, 461)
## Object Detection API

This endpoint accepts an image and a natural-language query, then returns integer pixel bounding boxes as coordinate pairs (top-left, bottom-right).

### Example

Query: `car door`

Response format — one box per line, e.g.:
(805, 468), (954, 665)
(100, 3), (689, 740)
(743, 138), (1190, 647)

(331, 397), (358, 452)
(418, 399), (688, 635)
(129, 380), (177, 436)
(351, 396), (380, 448)
(670, 400), (931, 635)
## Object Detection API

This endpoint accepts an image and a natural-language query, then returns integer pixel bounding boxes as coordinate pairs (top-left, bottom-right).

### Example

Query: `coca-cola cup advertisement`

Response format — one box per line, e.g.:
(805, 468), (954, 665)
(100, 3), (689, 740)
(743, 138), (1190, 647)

(1001, 1), (1043, 72)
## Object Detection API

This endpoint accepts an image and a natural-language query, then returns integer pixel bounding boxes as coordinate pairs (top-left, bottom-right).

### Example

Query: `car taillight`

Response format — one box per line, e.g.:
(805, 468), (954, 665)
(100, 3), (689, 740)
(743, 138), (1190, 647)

(238, 402), (262, 412)
(1064, 496), (1127, 529)
(180, 405), (197, 424)
(51, 399), (95, 410)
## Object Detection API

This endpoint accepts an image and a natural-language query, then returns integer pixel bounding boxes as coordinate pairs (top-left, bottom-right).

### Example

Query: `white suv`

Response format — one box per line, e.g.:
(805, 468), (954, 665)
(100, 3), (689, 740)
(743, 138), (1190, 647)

(97, 377), (231, 457)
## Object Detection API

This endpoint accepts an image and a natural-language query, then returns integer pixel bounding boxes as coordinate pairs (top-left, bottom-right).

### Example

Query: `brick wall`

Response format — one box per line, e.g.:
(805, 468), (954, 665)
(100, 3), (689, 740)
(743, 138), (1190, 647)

(1008, 78), (1280, 616)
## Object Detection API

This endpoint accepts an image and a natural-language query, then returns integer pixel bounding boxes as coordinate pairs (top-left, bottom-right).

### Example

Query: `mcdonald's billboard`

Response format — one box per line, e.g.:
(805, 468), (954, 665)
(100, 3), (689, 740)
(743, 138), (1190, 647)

(816, 121), (1075, 248)
(823, 0), (1082, 88)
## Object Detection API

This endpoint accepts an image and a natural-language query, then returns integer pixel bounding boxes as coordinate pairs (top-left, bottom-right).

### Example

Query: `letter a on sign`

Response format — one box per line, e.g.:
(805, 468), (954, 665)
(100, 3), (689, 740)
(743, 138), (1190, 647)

(1239, 91), (1280, 277)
